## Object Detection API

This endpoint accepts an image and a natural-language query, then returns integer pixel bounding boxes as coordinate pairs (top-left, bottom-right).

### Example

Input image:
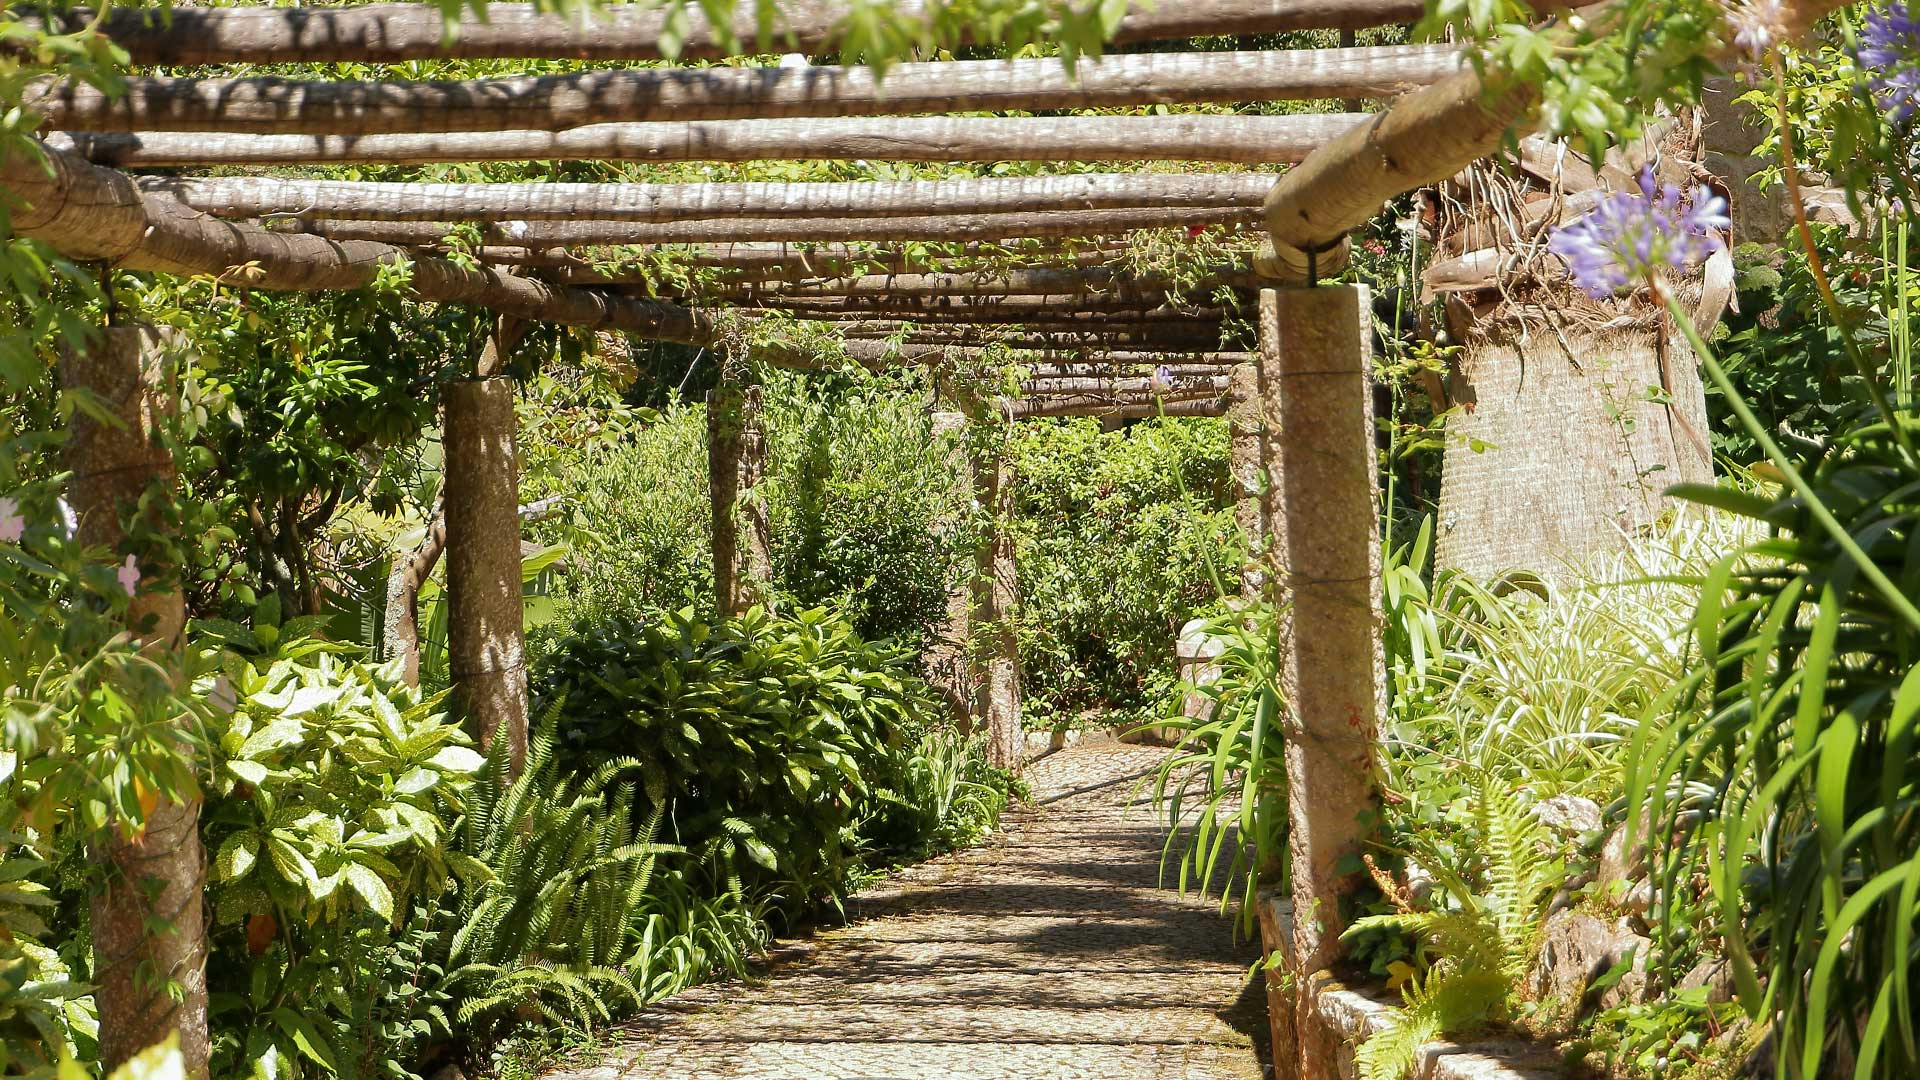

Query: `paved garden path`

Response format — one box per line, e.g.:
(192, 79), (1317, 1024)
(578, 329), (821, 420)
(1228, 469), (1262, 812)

(552, 737), (1269, 1080)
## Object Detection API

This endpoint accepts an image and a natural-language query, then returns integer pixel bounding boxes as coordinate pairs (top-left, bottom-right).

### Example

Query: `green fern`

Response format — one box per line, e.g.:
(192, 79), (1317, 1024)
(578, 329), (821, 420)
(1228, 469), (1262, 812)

(432, 699), (682, 1037)
(1344, 772), (1557, 1080)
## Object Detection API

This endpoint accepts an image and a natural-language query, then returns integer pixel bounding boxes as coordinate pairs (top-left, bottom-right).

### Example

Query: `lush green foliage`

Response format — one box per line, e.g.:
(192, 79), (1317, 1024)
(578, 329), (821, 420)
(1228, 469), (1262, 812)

(532, 604), (992, 905)
(1633, 414), (1920, 1079)
(198, 642), (479, 1079)
(1008, 416), (1239, 724)
(1142, 603), (1288, 930)
(764, 371), (966, 645)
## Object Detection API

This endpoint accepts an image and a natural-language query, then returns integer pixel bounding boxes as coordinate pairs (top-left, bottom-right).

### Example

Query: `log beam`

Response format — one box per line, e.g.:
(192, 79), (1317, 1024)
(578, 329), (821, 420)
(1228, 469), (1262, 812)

(141, 173), (1276, 223)
(246, 205), (1262, 247)
(45, 0), (1432, 65)
(32, 46), (1458, 135)
(50, 113), (1364, 168)
(1007, 396), (1227, 419)
(1256, 0), (1851, 281)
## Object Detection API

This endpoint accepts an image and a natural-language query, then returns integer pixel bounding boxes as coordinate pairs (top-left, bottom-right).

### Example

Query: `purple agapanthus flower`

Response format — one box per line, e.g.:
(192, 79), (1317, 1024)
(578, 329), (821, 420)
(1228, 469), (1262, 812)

(1859, 3), (1920, 122)
(1149, 365), (1174, 392)
(1547, 168), (1730, 300)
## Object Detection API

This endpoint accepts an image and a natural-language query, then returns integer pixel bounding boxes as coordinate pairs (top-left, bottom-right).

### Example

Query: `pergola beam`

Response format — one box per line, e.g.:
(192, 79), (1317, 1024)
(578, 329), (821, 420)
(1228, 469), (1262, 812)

(50, 113), (1364, 168)
(140, 173), (1277, 224)
(31, 46), (1458, 136)
(547, 263), (1263, 296)
(479, 239), (1138, 275)
(42, 0), (1431, 65)
(244, 207), (1261, 246)
(1007, 396), (1227, 419)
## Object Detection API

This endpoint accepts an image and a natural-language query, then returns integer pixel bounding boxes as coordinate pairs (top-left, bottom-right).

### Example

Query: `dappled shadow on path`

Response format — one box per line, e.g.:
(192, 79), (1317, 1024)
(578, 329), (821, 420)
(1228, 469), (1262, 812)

(547, 738), (1268, 1080)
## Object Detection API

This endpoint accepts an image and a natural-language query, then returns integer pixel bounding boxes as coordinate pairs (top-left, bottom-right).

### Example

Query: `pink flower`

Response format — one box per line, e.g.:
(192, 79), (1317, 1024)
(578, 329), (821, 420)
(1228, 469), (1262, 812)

(0, 497), (22, 544)
(116, 554), (141, 598)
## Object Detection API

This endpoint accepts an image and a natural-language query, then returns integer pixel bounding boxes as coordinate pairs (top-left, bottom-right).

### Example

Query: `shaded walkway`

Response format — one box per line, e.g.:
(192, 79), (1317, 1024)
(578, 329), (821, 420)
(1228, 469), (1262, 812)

(552, 738), (1269, 1080)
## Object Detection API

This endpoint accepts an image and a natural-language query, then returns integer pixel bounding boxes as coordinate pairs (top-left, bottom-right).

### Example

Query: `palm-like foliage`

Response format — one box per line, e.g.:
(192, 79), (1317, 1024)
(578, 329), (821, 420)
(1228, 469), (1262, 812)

(1630, 410), (1920, 1080)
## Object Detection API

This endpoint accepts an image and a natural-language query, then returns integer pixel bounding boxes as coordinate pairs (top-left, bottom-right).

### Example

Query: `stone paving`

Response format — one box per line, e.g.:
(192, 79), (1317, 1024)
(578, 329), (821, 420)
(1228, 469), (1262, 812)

(550, 737), (1270, 1080)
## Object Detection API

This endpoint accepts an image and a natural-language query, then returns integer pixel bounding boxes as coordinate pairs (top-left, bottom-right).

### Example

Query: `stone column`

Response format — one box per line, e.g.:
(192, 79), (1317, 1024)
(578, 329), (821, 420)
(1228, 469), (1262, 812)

(62, 324), (211, 1078)
(445, 316), (529, 777)
(1227, 362), (1268, 602)
(969, 417), (1023, 771)
(708, 376), (772, 616)
(1258, 287), (1384, 1080)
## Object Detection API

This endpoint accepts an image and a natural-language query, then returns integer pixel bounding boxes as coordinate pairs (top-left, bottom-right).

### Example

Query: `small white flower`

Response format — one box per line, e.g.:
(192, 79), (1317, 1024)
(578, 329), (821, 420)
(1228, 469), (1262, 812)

(779, 52), (811, 68)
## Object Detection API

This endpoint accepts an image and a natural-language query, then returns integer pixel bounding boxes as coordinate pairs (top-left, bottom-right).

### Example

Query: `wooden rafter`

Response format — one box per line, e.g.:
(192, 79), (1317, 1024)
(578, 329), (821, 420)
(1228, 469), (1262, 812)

(38, 0), (1431, 65)
(1007, 396), (1227, 419)
(548, 264), (1261, 296)
(140, 173), (1276, 223)
(30, 46), (1457, 135)
(246, 207), (1261, 246)
(49, 113), (1363, 168)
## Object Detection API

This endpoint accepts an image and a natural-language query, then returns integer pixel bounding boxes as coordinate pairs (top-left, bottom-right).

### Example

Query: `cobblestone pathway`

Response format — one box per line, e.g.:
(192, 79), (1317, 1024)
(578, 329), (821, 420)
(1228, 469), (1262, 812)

(553, 738), (1269, 1080)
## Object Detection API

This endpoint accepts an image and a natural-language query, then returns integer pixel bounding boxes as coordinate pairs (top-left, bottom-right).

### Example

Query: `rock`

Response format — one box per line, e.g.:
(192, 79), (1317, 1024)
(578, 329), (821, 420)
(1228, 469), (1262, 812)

(1596, 824), (1645, 902)
(1680, 956), (1737, 1004)
(1528, 910), (1651, 1018)
(1620, 879), (1655, 918)
(1533, 794), (1603, 837)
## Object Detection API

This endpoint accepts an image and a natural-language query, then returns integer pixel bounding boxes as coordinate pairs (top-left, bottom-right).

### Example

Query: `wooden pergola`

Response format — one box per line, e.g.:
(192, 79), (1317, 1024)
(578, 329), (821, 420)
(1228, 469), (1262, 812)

(13, 0), (1724, 1075)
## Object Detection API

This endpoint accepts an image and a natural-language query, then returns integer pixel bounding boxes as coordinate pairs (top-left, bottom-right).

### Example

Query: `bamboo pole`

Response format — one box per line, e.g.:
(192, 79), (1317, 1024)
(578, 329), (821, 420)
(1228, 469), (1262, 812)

(50, 113), (1363, 168)
(140, 173), (1277, 223)
(32, 46), (1457, 135)
(1020, 374), (1230, 395)
(479, 239), (1135, 276)
(559, 263), (1265, 296)
(43, 0), (1432, 65)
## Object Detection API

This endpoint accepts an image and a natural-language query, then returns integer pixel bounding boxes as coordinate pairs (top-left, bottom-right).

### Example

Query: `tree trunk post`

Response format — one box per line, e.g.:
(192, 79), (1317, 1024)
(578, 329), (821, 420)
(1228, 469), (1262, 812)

(968, 415), (1023, 771)
(1227, 361), (1268, 602)
(927, 407), (977, 730)
(62, 324), (211, 1078)
(1258, 287), (1384, 1080)
(444, 315), (529, 777)
(708, 375), (772, 616)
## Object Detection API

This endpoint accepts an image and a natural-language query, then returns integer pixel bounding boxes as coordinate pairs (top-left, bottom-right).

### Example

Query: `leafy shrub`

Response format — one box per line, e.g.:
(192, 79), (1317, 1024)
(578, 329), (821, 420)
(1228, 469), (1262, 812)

(429, 710), (684, 1043)
(1008, 416), (1239, 723)
(197, 642), (481, 1079)
(529, 405), (713, 643)
(762, 371), (966, 645)
(532, 604), (948, 905)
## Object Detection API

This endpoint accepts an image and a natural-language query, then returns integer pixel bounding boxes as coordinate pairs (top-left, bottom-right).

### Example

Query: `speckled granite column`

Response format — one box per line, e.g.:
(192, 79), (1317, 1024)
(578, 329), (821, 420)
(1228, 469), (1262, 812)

(1258, 286), (1384, 1080)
